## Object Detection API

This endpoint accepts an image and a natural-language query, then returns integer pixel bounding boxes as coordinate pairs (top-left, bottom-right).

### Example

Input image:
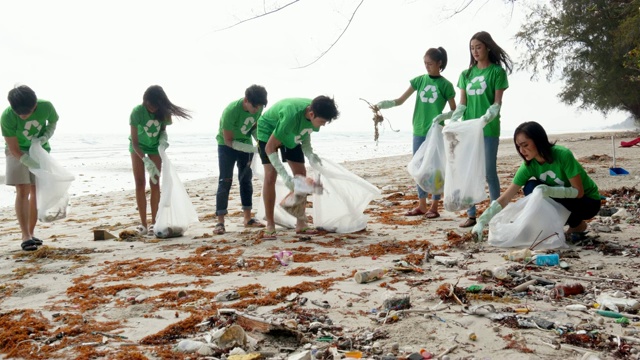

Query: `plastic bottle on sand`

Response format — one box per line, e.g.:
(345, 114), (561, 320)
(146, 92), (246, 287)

(354, 268), (385, 283)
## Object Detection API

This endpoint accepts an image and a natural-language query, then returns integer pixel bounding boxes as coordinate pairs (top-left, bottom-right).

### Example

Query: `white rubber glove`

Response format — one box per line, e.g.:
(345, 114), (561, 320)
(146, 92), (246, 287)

(536, 184), (579, 198)
(267, 152), (294, 190)
(472, 200), (502, 242)
(19, 154), (40, 169)
(143, 157), (161, 185)
(375, 100), (396, 110)
(231, 141), (257, 153)
(449, 105), (467, 122)
(480, 104), (501, 125)
(432, 111), (453, 127)
(159, 131), (169, 148)
(301, 140), (321, 166)
(38, 122), (57, 144)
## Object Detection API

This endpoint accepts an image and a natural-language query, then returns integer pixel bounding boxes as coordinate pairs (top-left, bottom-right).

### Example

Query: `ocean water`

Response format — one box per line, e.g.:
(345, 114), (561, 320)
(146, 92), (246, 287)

(0, 129), (413, 209)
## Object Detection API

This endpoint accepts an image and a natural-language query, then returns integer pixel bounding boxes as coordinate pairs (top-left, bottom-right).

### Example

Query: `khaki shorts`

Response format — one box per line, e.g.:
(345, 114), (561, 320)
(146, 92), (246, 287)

(4, 148), (35, 185)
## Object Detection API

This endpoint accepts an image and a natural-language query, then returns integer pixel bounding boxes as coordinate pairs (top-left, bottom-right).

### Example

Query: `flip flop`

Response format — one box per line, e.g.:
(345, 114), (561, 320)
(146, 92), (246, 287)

(31, 237), (43, 245)
(214, 223), (225, 235)
(405, 208), (427, 216)
(148, 224), (155, 236)
(21, 239), (39, 251)
(295, 227), (319, 235)
(459, 217), (476, 228)
(425, 211), (440, 219)
(260, 230), (277, 240)
(245, 218), (266, 228)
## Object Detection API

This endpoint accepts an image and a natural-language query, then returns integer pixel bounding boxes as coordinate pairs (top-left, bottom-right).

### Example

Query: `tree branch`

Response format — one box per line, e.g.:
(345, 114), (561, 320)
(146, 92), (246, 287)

(216, 0), (302, 32)
(292, 0), (365, 69)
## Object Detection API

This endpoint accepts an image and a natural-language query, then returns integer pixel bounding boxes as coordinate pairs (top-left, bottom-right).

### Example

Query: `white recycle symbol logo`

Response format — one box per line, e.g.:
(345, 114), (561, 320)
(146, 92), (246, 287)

(240, 116), (256, 135)
(419, 85), (438, 103)
(294, 128), (314, 144)
(467, 76), (487, 96)
(143, 119), (160, 137)
(22, 120), (42, 139)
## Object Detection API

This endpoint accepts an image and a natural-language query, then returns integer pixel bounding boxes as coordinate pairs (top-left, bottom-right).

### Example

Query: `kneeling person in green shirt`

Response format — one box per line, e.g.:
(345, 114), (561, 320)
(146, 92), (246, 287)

(256, 96), (339, 240)
(472, 121), (601, 241)
(214, 85), (268, 235)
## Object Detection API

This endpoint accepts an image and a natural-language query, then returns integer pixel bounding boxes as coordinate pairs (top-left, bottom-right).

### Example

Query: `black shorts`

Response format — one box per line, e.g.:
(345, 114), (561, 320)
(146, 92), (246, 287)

(258, 141), (305, 164)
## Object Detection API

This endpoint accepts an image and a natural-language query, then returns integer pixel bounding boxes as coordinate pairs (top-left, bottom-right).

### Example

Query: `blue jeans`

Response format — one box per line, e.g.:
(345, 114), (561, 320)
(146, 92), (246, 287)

(468, 136), (500, 217)
(413, 135), (441, 201)
(215, 145), (254, 216)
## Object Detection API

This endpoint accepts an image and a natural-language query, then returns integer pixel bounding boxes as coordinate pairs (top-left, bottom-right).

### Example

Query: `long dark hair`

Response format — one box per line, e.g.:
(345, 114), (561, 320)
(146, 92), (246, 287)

(425, 47), (448, 71)
(514, 121), (556, 165)
(143, 85), (191, 121)
(465, 31), (513, 79)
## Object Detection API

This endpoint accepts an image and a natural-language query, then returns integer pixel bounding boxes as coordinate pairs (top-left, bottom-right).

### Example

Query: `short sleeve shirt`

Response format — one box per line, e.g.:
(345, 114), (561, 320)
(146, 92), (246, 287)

(513, 145), (600, 201)
(1, 99), (59, 152)
(215, 98), (262, 146)
(256, 98), (319, 149)
(457, 63), (509, 137)
(128, 104), (172, 153)
(409, 75), (455, 136)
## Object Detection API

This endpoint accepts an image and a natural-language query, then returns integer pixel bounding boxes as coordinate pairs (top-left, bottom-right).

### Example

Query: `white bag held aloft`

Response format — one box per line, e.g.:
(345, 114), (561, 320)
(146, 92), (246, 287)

(407, 124), (446, 195)
(442, 118), (487, 211)
(29, 142), (75, 222)
(311, 158), (381, 233)
(154, 145), (199, 238)
(488, 187), (570, 249)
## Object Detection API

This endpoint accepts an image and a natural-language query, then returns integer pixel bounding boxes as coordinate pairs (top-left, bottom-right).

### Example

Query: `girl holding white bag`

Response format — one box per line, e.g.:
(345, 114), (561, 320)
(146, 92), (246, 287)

(375, 47), (456, 218)
(449, 31), (512, 228)
(472, 121), (601, 241)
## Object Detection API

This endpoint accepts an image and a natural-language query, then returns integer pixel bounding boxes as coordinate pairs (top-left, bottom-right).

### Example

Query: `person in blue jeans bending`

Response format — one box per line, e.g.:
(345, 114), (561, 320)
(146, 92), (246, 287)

(214, 85), (268, 235)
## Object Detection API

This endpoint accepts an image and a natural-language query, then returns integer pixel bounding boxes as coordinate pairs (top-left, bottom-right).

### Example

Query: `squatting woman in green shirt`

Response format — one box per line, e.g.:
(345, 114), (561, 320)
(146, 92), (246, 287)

(472, 121), (601, 241)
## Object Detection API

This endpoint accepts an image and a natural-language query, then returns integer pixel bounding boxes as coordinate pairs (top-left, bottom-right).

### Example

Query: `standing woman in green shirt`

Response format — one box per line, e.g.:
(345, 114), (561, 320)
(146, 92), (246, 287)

(449, 31), (512, 228)
(471, 121), (601, 241)
(129, 85), (191, 236)
(375, 47), (457, 219)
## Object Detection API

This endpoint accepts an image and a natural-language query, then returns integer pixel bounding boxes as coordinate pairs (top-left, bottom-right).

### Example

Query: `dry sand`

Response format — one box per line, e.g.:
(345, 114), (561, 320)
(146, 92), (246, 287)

(0, 131), (639, 359)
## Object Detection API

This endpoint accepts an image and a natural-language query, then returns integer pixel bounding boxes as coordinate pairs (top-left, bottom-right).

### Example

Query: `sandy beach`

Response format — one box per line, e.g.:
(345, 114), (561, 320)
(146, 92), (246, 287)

(1, 131), (639, 359)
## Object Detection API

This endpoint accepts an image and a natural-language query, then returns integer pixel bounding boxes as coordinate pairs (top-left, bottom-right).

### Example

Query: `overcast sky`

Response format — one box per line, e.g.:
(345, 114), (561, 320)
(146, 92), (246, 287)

(0, 0), (630, 137)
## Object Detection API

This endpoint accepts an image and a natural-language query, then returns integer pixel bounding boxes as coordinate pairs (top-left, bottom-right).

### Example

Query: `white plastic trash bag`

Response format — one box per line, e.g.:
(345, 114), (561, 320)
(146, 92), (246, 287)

(488, 187), (571, 249)
(311, 158), (381, 233)
(442, 118), (487, 211)
(253, 156), (298, 229)
(154, 145), (199, 238)
(29, 142), (75, 222)
(407, 124), (446, 194)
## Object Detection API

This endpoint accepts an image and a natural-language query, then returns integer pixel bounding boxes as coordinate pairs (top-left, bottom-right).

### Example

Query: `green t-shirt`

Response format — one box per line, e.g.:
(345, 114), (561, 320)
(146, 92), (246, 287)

(128, 104), (172, 154)
(256, 98), (319, 149)
(409, 75), (455, 136)
(215, 98), (262, 146)
(1, 99), (59, 152)
(513, 145), (600, 201)
(457, 63), (509, 137)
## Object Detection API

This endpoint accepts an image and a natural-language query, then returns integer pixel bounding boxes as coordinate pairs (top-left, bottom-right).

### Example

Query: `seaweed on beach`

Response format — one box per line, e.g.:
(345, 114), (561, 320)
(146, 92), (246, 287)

(349, 239), (432, 258)
(286, 266), (322, 276)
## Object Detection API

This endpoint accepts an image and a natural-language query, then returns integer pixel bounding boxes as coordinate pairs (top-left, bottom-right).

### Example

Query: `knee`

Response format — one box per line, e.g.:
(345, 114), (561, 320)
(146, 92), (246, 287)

(523, 180), (540, 196)
(218, 178), (232, 189)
